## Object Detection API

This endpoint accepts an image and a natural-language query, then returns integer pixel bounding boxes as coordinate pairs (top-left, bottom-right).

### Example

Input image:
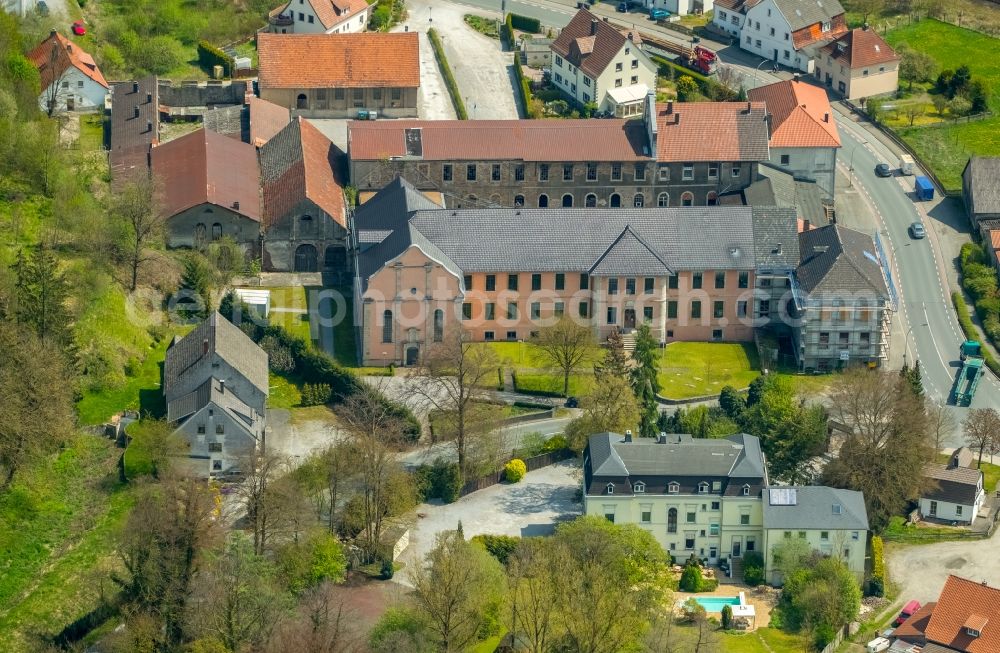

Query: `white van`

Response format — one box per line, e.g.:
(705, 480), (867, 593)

(866, 637), (891, 653)
(899, 155), (915, 176)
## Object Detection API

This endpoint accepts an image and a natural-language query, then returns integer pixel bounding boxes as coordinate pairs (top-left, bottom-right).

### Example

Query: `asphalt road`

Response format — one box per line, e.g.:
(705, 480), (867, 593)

(399, 415), (572, 468)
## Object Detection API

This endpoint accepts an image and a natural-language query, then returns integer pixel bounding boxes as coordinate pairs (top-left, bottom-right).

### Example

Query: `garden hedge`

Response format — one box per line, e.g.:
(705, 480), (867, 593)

(510, 13), (541, 33)
(952, 291), (1000, 377)
(428, 28), (468, 119)
(197, 40), (233, 77)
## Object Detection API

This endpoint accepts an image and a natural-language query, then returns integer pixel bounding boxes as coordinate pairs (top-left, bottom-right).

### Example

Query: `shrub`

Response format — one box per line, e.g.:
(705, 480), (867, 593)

(415, 459), (463, 503)
(510, 13), (541, 32)
(679, 565), (703, 592)
(953, 292), (1000, 377)
(743, 550), (765, 586)
(869, 535), (886, 597)
(504, 458), (527, 483)
(380, 558), (395, 580)
(471, 534), (520, 565)
(427, 29), (468, 119)
(721, 604), (733, 629)
(260, 335), (295, 373)
(196, 40), (234, 77)
(301, 383), (332, 406)
(541, 434), (570, 453)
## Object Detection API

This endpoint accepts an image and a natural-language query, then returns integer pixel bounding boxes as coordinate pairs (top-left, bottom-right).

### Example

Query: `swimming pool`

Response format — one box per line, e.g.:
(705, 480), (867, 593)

(690, 596), (742, 612)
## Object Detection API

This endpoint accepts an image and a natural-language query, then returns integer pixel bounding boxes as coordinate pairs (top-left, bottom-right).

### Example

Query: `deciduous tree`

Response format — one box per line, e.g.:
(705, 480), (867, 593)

(505, 537), (565, 653)
(564, 374), (640, 451)
(532, 317), (595, 397)
(927, 400), (956, 451)
(897, 44), (937, 90)
(595, 329), (630, 380)
(109, 176), (164, 291)
(964, 407), (1000, 468)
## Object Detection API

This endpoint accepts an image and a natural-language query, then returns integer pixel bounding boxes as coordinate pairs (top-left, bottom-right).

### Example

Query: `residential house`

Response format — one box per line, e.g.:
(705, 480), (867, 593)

(712, 0), (848, 73)
(583, 431), (769, 562)
(521, 37), (554, 68)
(203, 95), (291, 147)
(347, 95), (770, 209)
(748, 79), (841, 201)
(920, 447), (985, 525)
(354, 177), (796, 365)
(259, 117), (349, 273)
(643, 0), (715, 17)
(816, 26), (899, 99)
(738, 163), (830, 228)
(265, 0), (371, 34)
(108, 77), (159, 183)
(28, 30), (108, 114)
(962, 158), (1000, 266)
(163, 312), (269, 476)
(795, 223), (894, 370)
(760, 486), (869, 585)
(550, 9), (657, 115)
(151, 128), (262, 252)
(892, 575), (1000, 653)
(257, 32), (419, 118)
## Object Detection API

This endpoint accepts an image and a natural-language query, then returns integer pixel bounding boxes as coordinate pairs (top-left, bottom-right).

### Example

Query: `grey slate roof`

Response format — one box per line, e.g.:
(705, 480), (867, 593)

(761, 485), (868, 531)
(587, 432), (767, 479)
(353, 176), (442, 231)
(589, 226), (674, 276)
(745, 163), (828, 227)
(773, 0), (846, 32)
(203, 105), (247, 141)
(752, 205), (801, 270)
(167, 376), (263, 435)
(963, 157), (1000, 218)
(797, 224), (889, 299)
(163, 312), (269, 397)
(923, 463), (982, 505)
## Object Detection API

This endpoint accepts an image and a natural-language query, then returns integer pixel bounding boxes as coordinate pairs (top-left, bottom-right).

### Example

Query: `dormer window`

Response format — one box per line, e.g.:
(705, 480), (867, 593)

(606, 483), (615, 495)
(668, 482), (680, 494)
(833, 504), (843, 515)
(742, 484), (751, 496)
(634, 482), (646, 493)
(698, 482), (710, 493)
(967, 628), (981, 637)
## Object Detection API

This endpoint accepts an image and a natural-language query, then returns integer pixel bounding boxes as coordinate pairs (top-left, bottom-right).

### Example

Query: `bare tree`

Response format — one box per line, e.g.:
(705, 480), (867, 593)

(234, 451), (302, 555)
(927, 400), (957, 452)
(964, 408), (1000, 468)
(41, 38), (72, 117)
(109, 176), (164, 292)
(269, 582), (362, 653)
(506, 538), (565, 653)
(336, 386), (416, 561)
(410, 328), (500, 477)
(532, 317), (596, 397)
(321, 443), (359, 534)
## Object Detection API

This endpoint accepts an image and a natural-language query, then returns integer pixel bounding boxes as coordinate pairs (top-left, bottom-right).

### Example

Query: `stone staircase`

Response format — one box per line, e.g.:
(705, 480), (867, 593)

(620, 331), (636, 353)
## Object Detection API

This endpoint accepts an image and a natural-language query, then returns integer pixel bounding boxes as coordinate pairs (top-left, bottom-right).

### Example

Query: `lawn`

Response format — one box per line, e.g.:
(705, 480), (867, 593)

(882, 515), (978, 543)
(657, 342), (760, 399)
(884, 19), (1000, 191)
(481, 341), (603, 397)
(722, 627), (811, 652)
(269, 372), (303, 409)
(78, 114), (104, 151)
(258, 285), (316, 345)
(0, 436), (133, 652)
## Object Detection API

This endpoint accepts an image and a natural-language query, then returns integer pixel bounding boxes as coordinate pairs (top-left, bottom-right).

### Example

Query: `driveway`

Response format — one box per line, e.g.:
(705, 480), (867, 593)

(887, 530), (1000, 604)
(265, 406), (346, 462)
(395, 460), (582, 583)
(399, 0), (520, 119)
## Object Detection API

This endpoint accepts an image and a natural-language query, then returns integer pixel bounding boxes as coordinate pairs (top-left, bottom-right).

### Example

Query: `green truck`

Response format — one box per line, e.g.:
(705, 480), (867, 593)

(952, 340), (985, 406)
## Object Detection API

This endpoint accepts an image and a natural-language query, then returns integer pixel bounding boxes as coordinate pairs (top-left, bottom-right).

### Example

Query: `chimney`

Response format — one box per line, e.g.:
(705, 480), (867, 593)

(591, 18), (599, 35)
(823, 112), (830, 123)
(744, 101), (752, 114)
(675, 112), (680, 125)
(50, 28), (57, 37)
(624, 429), (633, 443)
(146, 119), (153, 133)
(232, 200), (240, 210)
(666, 100), (673, 114)
(862, 22), (870, 31)
(220, 379), (225, 393)
(658, 432), (668, 444)
(133, 106), (140, 118)
(202, 338), (209, 356)
(66, 44), (72, 53)
(627, 31), (634, 41)
(132, 80), (139, 93)
(803, 219), (810, 231)
(146, 92), (153, 103)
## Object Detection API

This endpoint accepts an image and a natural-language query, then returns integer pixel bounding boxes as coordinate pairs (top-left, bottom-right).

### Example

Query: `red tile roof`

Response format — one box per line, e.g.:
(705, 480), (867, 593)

(819, 27), (899, 69)
(748, 80), (841, 149)
(924, 576), (1000, 653)
(894, 602), (936, 643)
(348, 119), (650, 162)
(551, 8), (641, 78)
(258, 33), (420, 89)
(989, 229), (1000, 255)
(792, 14), (848, 49)
(248, 96), (290, 147)
(28, 31), (108, 91)
(655, 101), (771, 162)
(151, 128), (261, 222)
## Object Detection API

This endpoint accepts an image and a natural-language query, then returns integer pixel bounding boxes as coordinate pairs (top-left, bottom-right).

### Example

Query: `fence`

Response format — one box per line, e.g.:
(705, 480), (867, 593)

(818, 622), (859, 653)
(459, 448), (574, 496)
(903, 111), (993, 129)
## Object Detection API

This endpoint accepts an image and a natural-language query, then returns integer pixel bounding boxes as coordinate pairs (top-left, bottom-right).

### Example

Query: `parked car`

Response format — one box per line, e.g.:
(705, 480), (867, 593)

(909, 222), (926, 239)
(617, 2), (629, 11)
(37, 0), (49, 16)
(650, 8), (669, 20)
(71, 21), (87, 36)
(866, 638), (890, 653)
(564, 396), (579, 408)
(875, 162), (892, 177)
(894, 600), (921, 626)
(899, 154), (915, 175)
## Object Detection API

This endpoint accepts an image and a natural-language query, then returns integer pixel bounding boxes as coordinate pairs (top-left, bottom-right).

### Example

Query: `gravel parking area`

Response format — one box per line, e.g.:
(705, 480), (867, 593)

(887, 530), (1000, 604)
(265, 406), (346, 462)
(395, 460), (582, 583)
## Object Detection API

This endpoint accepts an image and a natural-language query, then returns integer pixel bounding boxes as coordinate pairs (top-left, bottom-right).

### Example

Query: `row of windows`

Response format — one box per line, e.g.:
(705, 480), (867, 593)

(505, 191), (720, 209)
(817, 332), (873, 347)
(196, 424), (226, 435)
(464, 272), (586, 292)
(458, 299), (748, 326)
(440, 162), (744, 185)
(461, 271), (750, 294)
(381, 309), (444, 343)
(608, 481), (753, 496)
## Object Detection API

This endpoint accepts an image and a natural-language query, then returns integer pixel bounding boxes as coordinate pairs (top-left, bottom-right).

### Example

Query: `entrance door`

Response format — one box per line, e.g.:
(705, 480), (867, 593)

(405, 346), (419, 366)
(66, 96), (75, 110)
(294, 244), (318, 272)
(731, 537), (742, 558)
(623, 309), (636, 329)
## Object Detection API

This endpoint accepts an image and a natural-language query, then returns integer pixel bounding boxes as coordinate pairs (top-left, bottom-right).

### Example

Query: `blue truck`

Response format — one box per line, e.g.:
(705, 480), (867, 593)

(914, 176), (934, 201)
(952, 340), (985, 406)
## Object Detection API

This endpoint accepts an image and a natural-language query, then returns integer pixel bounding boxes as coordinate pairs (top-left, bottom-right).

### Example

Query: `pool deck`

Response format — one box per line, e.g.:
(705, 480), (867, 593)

(674, 584), (777, 628)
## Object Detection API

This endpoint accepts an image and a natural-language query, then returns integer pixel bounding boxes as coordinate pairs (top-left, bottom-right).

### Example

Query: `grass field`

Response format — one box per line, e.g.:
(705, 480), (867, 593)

(481, 341), (602, 397)
(78, 114), (104, 151)
(885, 19), (1000, 191)
(259, 286), (316, 345)
(657, 342), (760, 399)
(722, 627), (811, 652)
(0, 437), (133, 651)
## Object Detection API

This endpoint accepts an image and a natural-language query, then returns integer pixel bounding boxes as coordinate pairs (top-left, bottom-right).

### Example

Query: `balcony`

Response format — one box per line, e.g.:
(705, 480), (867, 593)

(268, 11), (293, 26)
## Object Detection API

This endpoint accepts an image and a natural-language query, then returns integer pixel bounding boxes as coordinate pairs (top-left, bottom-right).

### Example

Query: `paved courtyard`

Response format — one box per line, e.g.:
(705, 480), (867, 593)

(395, 460), (582, 584)
(887, 528), (1000, 604)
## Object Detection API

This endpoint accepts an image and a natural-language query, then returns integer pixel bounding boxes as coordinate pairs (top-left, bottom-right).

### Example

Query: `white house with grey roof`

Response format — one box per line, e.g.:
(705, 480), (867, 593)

(761, 486), (868, 585)
(163, 312), (269, 476)
(919, 447), (984, 525)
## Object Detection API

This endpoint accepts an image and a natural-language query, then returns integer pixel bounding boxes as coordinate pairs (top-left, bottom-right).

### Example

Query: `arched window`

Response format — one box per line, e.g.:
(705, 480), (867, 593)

(561, 193), (573, 207)
(681, 192), (694, 207)
(634, 193), (644, 208)
(382, 310), (393, 343)
(538, 194), (549, 208)
(514, 194), (525, 207)
(585, 193), (597, 207)
(296, 93), (308, 110)
(211, 223), (222, 240)
(657, 192), (669, 207)
(301, 214), (312, 223)
(609, 193), (621, 208)
(707, 191), (718, 206)
(668, 507), (678, 533)
(433, 309), (443, 342)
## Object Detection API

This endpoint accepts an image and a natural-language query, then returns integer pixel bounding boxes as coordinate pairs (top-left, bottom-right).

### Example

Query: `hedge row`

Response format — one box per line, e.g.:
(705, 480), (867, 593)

(952, 291), (1000, 377)
(870, 535), (886, 597)
(197, 40), (234, 78)
(427, 28), (468, 120)
(510, 13), (540, 33)
(650, 54), (738, 101)
(501, 13), (515, 48)
(512, 47), (540, 118)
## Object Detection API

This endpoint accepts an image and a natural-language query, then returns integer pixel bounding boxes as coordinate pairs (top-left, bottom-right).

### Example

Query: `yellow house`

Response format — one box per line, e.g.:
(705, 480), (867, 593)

(583, 431), (769, 564)
(761, 486), (869, 585)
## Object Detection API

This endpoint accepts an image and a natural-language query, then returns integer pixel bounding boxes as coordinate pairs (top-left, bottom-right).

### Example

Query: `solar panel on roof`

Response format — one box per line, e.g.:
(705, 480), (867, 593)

(404, 128), (423, 158)
(769, 488), (797, 505)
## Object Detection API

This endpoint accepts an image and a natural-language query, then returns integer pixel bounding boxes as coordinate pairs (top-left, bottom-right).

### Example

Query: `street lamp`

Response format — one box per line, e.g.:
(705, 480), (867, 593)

(902, 324), (914, 367)
(752, 58), (770, 88)
(848, 140), (868, 188)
